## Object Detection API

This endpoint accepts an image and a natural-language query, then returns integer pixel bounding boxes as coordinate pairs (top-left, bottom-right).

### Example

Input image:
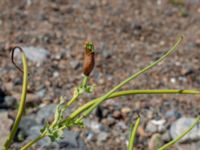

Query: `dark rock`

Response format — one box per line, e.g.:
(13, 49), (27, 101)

(0, 89), (6, 104)
(95, 106), (103, 121)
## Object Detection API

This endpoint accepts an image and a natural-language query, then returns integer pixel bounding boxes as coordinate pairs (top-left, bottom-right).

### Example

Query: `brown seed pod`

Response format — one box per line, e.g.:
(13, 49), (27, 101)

(83, 41), (95, 76)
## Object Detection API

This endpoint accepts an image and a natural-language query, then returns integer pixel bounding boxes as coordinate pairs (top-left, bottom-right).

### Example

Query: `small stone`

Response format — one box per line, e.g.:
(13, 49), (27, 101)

(162, 131), (171, 142)
(85, 131), (95, 141)
(97, 132), (109, 142)
(102, 117), (116, 126)
(145, 121), (158, 134)
(121, 107), (131, 116)
(70, 60), (81, 70)
(145, 119), (166, 134)
(36, 89), (46, 98)
(102, 50), (112, 59)
(116, 121), (127, 130)
(112, 110), (122, 119)
(165, 109), (182, 122)
(148, 134), (164, 150)
(84, 119), (106, 133)
(170, 117), (200, 142)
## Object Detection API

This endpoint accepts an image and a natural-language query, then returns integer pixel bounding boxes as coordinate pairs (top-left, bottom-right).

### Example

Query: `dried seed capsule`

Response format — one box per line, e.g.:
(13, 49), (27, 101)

(83, 41), (95, 76)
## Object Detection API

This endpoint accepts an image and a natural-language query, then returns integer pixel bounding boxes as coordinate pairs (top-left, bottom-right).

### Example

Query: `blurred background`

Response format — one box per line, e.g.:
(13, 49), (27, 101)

(0, 0), (200, 149)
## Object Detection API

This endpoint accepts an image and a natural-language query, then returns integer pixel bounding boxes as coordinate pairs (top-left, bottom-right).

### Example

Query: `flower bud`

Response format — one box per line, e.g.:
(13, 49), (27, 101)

(83, 41), (95, 76)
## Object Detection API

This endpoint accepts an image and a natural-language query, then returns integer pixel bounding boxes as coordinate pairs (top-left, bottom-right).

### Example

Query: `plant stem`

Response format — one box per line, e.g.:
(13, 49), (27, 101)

(3, 52), (28, 150)
(27, 88), (200, 148)
(128, 116), (141, 150)
(158, 116), (200, 150)
(63, 88), (200, 123)
(81, 75), (89, 88)
(20, 132), (47, 150)
(64, 75), (89, 110)
(81, 36), (183, 118)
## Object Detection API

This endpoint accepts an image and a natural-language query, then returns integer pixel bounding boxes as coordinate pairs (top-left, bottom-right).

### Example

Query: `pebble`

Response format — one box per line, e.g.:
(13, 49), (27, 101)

(145, 119), (166, 134)
(148, 133), (163, 150)
(145, 120), (158, 133)
(162, 131), (171, 142)
(102, 116), (116, 127)
(69, 60), (81, 70)
(112, 110), (122, 119)
(97, 132), (109, 143)
(84, 119), (106, 133)
(170, 117), (200, 142)
(121, 107), (131, 117)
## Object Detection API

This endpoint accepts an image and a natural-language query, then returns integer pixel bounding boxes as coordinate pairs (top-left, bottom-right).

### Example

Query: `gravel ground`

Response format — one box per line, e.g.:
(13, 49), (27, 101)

(0, 0), (200, 150)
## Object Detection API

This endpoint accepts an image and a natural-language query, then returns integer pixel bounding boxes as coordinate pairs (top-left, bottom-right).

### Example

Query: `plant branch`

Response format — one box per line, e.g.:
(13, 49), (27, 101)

(63, 88), (200, 124)
(3, 48), (28, 150)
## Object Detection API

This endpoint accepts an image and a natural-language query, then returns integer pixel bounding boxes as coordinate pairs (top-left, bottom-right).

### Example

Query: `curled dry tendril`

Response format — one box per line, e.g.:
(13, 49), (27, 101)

(10, 46), (24, 73)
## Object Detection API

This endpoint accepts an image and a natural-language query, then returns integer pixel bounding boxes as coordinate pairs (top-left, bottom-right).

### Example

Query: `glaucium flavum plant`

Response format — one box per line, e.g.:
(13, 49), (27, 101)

(3, 36), (200, 150)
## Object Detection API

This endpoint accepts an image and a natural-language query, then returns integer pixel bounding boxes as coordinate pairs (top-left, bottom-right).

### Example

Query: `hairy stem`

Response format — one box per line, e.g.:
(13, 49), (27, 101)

(3, 52), (28, 150)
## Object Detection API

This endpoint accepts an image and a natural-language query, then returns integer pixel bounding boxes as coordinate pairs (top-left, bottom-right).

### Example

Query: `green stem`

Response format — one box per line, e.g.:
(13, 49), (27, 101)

(158, 116), (200, 150)
(81, 75), (89, 88)
(63, 75), (89, 110)
(63, 88), (199, 124)
(81, 36), (183, 118)
(20, 132), (47, 150)
(128, 117), (141, 150)
(25, 88), (200, 149)
(3, 52), (28, 150)
(63, 94), (79, 110)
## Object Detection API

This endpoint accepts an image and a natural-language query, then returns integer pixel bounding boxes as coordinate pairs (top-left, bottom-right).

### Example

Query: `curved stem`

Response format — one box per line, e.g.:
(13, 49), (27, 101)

(25, 88), (200, 149)
(128, 116), (141, 150)
(158, 116), (200, 150)
(63, 89), (200, 124)
(82, 36), (183, 118)
(3, 52), (28, 150)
